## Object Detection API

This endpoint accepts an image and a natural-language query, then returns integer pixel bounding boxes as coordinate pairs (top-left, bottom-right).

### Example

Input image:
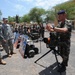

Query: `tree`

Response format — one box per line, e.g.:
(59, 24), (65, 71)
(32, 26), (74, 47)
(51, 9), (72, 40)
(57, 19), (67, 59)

(8, 16), (16, 22)
(45, 10), (56, 22)
(29, 7), (45, 24)
(22, 14), (30, 23)
(0, 10), (2, 21)
(54, 0), (75, 20)
(19, 17), (23, 23)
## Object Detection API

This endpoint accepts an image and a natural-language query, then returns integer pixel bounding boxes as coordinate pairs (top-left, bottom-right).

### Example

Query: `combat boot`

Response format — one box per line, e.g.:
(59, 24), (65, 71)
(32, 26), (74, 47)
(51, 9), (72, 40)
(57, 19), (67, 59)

(57, 64), (66, 72)
(0, 59), (6, 65)
(10, 51), (16, 55)
(7, 53), (12, 57)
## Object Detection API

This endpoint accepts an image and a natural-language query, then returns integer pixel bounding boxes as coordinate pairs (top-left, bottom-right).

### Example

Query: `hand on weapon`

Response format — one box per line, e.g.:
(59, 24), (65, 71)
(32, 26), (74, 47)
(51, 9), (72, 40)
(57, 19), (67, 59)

(3, 39), (7, 43)
(46, 23), (54, 32)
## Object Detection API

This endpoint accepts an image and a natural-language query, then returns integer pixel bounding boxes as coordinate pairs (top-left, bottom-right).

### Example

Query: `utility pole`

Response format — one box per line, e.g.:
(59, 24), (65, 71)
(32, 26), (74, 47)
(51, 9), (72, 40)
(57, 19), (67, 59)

(16, 15), (19, 23)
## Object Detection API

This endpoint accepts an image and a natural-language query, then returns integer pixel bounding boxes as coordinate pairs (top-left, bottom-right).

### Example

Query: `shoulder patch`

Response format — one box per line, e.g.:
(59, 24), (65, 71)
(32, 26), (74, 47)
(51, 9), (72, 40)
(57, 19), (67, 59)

(65, 19), (72, 25)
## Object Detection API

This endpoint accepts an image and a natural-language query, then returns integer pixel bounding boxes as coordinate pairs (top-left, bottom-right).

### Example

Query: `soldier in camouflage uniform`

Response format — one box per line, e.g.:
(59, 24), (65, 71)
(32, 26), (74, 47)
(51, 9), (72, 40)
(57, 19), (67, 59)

(1, 18), (16, 57)
(0, 24), (6, 65)
(46, 10), (72, 72)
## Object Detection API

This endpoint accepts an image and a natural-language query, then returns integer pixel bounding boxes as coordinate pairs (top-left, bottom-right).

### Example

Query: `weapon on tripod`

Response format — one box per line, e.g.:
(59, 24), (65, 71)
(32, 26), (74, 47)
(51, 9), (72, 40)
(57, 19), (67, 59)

(34, 32), (63, 75)
(34, 48), (62, 75)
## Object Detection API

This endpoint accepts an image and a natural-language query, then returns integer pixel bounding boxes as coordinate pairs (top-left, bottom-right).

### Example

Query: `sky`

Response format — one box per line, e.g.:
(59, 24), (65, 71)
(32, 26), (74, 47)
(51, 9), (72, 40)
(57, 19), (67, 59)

(0, 0), (69, 18)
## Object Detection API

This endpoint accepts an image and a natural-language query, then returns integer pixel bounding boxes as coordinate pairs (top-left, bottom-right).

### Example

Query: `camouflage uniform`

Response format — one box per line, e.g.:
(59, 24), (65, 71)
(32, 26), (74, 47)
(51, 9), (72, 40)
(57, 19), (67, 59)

(0, 24), (9, 55)
(58, 19), (72, 66)
(0, 25), (4, 41)
(1, 23), (14, 54)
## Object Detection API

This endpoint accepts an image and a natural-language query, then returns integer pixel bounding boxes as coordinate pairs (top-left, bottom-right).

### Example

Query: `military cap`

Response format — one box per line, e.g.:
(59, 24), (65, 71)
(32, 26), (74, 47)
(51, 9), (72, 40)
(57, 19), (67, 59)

(3, 18), (8, 21)
(57, 10), (66, 15)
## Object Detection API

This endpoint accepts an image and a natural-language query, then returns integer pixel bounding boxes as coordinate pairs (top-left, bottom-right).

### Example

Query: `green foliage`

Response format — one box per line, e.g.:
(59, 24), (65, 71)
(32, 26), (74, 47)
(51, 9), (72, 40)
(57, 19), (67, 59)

(29, 7), (45, 24)
(22, 14), (30, 23)
(8, 15), (23, 23)
(6, 0), (75, 23)
(45, 10), (56, 22)
(0, 10), (2, 15)
(54, 0), (75, 20)
(0, 10), (2, 21)
(8, 16), (16, 22)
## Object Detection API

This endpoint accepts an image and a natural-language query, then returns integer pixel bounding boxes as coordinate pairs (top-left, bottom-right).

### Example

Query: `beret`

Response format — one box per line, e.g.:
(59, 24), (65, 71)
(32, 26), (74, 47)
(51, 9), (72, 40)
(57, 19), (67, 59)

(57, 10), (66, 15)
(3, 18), (8, 21)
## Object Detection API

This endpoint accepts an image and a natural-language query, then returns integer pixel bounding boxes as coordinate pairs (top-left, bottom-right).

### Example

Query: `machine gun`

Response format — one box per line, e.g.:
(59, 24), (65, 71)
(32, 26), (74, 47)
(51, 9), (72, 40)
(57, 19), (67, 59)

(34, 32), (64, 75)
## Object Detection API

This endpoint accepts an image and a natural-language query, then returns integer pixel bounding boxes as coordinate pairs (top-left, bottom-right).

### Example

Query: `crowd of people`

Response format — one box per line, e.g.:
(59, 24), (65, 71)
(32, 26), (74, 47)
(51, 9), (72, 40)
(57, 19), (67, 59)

(13, 23), (44, 38)
(0, 18), (45, 65)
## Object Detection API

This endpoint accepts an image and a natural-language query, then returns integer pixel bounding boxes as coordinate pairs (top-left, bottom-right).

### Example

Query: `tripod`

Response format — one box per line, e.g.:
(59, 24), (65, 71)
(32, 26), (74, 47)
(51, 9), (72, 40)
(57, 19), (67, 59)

(34, 47), (62, 75)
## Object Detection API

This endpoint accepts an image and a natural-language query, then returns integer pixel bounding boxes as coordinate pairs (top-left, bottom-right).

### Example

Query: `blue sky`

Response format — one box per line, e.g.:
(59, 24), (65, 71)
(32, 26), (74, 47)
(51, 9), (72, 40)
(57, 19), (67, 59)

(0, 0), (69, 18)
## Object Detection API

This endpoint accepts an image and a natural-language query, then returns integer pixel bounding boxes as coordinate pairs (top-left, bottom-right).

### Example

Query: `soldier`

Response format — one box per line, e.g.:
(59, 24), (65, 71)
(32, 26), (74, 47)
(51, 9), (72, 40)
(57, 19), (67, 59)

(1, 18), (16, 57)
(0, 24), (6, 65)
(40, 23), (44, 38)
(46, 10), (72, 72)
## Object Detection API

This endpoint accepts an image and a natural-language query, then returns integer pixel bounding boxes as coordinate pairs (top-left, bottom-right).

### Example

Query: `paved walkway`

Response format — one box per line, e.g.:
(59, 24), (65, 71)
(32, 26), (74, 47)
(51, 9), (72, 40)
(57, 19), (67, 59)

(72, 30), (75, 33)
(0, 32), (75, 75)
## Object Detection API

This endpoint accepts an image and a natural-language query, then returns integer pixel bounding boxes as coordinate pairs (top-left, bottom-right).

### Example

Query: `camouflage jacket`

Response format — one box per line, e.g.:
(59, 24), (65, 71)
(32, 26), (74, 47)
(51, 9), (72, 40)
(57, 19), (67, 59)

(2, 24), (14, 40)
(0, 25), (4, 41)
(57, 19), (72, 41)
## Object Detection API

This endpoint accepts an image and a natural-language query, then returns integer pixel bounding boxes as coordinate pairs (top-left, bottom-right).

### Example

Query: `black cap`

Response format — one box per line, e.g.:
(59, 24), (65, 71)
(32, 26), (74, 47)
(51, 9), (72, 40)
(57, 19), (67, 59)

(57, 10), (66, 15)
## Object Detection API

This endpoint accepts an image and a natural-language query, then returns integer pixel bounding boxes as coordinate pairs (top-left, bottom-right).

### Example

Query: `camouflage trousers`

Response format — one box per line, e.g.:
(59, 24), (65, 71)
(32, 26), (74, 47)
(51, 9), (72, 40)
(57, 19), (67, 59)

(58, 41), (70, 66)
(1, 39), (13, 54)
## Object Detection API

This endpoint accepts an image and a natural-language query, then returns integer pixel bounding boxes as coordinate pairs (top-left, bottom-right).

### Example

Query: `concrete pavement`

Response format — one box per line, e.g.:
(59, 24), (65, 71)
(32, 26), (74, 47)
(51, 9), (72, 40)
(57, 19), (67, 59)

(0, 32), (75, 75)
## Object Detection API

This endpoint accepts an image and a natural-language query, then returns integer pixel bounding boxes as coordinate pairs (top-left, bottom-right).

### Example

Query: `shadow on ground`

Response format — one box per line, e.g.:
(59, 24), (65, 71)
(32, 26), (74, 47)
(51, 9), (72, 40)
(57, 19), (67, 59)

(39, 62), (66, 75)
(2, 55), (8, 59)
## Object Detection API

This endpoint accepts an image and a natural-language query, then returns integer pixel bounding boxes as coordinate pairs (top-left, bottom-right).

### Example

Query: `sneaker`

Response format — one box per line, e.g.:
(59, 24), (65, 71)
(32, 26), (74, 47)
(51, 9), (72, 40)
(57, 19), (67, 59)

(0, 59), (6, 65)
(57, 65), (66, 72)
